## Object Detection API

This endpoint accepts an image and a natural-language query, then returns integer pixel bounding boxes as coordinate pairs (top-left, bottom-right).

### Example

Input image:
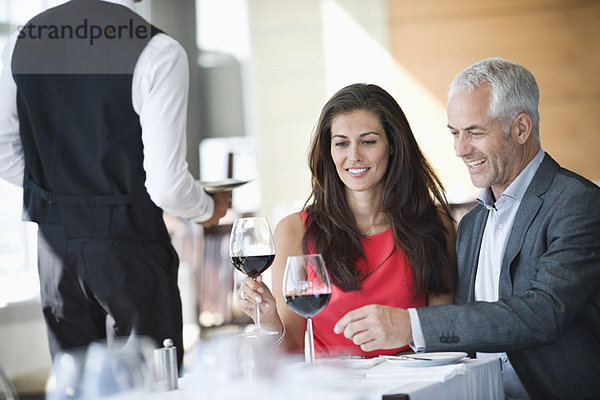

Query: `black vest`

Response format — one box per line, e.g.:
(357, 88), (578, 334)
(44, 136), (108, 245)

(12, 0), (169, 240)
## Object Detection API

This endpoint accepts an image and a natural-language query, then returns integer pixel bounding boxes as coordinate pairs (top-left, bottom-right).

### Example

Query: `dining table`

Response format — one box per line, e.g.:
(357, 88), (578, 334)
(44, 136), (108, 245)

(128, 352), (504, 400)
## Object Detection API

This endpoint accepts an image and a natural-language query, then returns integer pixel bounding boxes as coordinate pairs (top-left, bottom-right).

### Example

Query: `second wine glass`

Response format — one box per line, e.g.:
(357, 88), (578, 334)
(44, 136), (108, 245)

(283, 254), (331, 364)
(229, 217), (277, 336)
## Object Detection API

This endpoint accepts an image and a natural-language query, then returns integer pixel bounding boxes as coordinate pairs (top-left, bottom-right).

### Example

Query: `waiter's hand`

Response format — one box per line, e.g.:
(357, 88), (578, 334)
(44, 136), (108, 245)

(333, 305), (413, 352)
(199, 191), (231, 228)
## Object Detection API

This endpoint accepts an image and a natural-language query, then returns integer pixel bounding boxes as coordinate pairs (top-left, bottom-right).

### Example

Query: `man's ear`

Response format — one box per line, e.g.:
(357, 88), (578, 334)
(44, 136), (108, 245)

(513, 113), (533, 144)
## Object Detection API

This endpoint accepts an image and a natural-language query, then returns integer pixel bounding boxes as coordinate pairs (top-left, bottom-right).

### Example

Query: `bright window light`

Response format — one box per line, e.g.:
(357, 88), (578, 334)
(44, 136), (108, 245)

(321, 0), (394, 93)
(8, 0), (44, 26)
(0, 0), (8, 23)
(196, 0), (250, 60)
(0, 180), (39, 307)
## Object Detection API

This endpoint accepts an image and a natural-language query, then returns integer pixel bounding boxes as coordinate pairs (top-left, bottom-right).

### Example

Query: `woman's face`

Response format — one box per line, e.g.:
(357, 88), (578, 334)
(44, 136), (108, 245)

(330, 109), (391, 195)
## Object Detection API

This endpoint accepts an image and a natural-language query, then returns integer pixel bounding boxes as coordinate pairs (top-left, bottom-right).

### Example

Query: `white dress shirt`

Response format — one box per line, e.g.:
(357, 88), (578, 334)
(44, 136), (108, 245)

(409, 148), (545, 400)
(0, 0), (214, 222)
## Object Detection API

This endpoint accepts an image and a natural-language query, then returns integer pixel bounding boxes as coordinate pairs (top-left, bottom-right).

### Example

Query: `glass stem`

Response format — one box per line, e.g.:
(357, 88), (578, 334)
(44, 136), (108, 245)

(254, 301), (261, 329)
(253, 276), (260, 329)
(306, 317), (315, 364)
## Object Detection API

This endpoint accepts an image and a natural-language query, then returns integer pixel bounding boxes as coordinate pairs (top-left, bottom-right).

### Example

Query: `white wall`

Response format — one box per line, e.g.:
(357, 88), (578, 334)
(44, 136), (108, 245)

(0, 300), (51, 392)
(247, 0), (328, 224)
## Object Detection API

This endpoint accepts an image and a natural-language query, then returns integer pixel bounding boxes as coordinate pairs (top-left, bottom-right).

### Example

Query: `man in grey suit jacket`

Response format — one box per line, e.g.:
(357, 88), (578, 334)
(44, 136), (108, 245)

(335, 58), (600, 399)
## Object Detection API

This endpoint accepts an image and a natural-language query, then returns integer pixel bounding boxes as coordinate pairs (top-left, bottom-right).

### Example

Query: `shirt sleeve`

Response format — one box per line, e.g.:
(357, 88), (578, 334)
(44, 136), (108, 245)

(0, 32), (24, 187)
(132, 33), (214, 222)
(408, 308), (427, 352)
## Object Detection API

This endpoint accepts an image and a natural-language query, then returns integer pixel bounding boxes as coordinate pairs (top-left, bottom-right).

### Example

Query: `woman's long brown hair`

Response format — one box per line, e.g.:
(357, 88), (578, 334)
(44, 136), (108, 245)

(303, 83), (455, 297)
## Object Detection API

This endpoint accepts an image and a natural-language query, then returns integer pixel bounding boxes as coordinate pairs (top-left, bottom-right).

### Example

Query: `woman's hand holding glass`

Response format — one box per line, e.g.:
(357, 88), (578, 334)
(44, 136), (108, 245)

(237, 275), (284, 337)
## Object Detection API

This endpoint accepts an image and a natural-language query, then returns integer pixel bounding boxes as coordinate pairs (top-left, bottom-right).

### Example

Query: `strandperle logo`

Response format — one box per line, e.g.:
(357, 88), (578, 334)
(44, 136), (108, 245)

(17, 18), (150, 46)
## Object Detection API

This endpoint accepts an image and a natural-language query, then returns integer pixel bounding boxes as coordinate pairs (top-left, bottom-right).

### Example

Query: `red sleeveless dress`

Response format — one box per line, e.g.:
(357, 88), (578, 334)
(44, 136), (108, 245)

(300, 210), (426, 357)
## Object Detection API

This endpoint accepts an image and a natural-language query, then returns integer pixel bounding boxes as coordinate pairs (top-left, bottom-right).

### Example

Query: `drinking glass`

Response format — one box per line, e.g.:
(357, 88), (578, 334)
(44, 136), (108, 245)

(0, 365), (18, 400)
(283, 254), (331, 364)
(79, 337), (155, 399)
(46, 337), (154, 400)
(229, 217), (277, 336)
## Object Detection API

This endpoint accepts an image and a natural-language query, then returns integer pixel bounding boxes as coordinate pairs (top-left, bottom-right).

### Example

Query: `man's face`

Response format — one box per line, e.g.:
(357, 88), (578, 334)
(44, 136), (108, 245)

(447, 85), (521, 198)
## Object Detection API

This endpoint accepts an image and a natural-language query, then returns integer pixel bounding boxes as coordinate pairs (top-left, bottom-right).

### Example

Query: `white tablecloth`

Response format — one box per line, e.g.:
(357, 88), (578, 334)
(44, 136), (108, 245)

(134, 357), (502, 400)
(379, 358), (504, 400)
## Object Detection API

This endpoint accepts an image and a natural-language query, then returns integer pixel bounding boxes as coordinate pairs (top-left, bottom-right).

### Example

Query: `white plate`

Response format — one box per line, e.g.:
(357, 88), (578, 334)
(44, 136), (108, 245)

(198, 179), (250, 194)
(380, 352), (467, 367)
(317, 357), (385, 369)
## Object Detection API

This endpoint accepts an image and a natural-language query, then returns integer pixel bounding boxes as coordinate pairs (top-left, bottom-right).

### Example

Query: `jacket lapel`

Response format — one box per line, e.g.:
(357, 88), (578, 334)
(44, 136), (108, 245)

(498, 153), (560, 295)
(463, 205), (489, 302)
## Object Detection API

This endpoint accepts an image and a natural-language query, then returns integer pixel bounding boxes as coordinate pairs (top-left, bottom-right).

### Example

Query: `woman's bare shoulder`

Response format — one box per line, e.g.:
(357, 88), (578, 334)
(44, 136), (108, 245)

(275, 212), (305, 240)
(272, 212), (305, 266)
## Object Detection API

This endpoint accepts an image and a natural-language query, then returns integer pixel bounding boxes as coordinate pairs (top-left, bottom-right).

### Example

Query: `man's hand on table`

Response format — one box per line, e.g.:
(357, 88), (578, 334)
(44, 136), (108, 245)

(334, 305), (413, 352)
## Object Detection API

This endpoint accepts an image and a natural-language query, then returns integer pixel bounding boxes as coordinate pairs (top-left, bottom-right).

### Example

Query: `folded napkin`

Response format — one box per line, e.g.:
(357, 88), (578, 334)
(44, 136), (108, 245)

(366, 362), (467, 383)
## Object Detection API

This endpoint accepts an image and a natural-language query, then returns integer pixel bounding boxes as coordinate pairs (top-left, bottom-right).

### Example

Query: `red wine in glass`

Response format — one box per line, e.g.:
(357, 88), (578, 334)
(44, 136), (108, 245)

(285, 293), (330, 318)
(283, 254), (331, 364)
(231, 255), (275, 278)
(229, 217), (277, 336)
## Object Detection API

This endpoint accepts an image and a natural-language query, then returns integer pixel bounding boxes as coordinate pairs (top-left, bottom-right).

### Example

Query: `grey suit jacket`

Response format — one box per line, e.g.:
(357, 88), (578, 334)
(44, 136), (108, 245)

(416, 154), (600, 400)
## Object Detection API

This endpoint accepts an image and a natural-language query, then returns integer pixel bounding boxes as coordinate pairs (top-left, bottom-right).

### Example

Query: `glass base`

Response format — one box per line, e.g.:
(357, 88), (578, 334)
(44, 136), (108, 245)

(239, 326), (279, 337)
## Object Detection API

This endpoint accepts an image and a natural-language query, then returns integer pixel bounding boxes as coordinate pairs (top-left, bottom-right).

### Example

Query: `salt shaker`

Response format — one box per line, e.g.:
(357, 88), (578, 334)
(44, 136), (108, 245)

(153, 338), (178, 391)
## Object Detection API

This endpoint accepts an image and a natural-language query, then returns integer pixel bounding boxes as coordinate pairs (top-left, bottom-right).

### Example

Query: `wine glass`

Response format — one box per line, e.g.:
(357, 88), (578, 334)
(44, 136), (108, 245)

(283, 254), (331, 364)
(229, 217), (277, 336)
(79, 337), (155, 399)
(46, 336), (155, 400)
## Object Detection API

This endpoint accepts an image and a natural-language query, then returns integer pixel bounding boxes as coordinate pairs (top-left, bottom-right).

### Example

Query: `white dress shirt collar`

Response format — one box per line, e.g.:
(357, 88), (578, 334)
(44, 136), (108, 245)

(476, 148), (545, 210)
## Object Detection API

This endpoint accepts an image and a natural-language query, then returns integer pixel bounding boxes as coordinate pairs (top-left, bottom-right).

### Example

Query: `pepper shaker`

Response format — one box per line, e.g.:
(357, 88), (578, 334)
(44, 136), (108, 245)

(153, 338), (178, 391)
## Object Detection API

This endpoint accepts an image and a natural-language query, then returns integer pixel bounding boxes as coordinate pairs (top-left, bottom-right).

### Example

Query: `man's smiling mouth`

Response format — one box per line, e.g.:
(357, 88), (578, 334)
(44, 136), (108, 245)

(467, 158), (486, 169)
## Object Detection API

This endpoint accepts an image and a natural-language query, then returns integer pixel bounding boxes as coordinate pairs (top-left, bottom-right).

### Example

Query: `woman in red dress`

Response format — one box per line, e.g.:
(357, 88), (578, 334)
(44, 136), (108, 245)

(238, 83), (457, 357)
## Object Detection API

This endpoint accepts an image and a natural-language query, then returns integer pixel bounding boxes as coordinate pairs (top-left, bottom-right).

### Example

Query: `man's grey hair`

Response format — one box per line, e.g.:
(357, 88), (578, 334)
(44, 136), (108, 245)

(448, 57), (540, 141)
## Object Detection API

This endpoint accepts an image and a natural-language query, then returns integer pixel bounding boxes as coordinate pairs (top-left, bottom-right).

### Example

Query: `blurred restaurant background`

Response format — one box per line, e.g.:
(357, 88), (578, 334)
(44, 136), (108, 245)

(1, 0), (599, 397)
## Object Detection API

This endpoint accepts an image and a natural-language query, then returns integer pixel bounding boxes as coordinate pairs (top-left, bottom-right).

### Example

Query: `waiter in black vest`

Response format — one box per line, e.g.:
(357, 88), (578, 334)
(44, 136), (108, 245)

(0, 0), (230, 368)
